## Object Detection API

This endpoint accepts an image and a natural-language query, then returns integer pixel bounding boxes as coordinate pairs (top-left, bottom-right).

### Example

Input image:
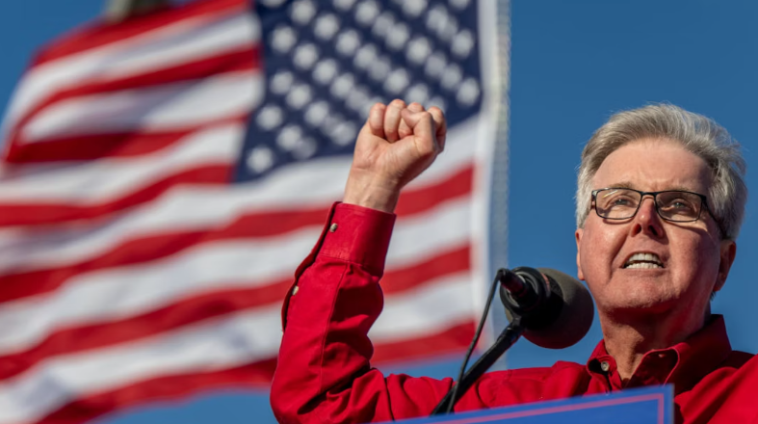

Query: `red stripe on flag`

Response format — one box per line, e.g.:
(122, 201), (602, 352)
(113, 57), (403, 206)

(0, 207), (329, 303)
(32, 0), (250, 67)
(0, 243), (469, 380)
(0, 164), (233, 227)
(4, 116), (247, 163)
(35, 321), (473, 424)
(0, 281), (292, 381)
(381, 245), (470, 293)
(6, 50), (258, 157)
(0, 169), (472, 303)
(0, 163), (471, 228)
(395, 165), (473, 216)
(36, 360), (276, 424)
(372, 321), (476, 364)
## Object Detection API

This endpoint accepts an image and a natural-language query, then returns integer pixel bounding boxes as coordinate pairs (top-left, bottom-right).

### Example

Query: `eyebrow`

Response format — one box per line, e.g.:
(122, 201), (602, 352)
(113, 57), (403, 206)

(603, 182), (699, 192)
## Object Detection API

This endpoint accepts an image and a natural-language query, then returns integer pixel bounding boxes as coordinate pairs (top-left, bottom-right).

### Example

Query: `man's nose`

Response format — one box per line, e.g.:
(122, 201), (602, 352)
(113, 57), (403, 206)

(631, 196), (664, 238)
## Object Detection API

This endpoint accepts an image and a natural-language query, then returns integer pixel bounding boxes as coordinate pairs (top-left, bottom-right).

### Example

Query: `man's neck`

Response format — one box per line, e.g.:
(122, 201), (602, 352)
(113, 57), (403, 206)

(599, 310), (709, 382)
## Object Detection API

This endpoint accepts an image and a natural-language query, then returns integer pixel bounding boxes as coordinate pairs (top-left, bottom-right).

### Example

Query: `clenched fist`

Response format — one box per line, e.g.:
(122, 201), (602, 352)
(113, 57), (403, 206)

(343, 99), (447, 213)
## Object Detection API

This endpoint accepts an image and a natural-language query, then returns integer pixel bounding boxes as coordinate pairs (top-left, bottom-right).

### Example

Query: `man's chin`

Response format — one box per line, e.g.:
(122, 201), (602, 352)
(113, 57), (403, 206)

(602, 297), (677, 320)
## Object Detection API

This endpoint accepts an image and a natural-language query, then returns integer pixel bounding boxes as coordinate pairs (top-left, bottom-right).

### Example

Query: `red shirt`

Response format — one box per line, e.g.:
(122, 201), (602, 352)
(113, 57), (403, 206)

(270, 203), (758, 424)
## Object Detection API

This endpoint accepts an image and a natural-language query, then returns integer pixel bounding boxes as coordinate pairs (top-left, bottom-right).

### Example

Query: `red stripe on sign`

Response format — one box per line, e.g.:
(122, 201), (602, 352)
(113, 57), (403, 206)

(0, 164), (233, 227)
(372, 321), (476, 364)
(0, 281), (292, 380)
(36, 360), (277, 424)
(7, 50), (258, 154)
(31, 0), (250, 67)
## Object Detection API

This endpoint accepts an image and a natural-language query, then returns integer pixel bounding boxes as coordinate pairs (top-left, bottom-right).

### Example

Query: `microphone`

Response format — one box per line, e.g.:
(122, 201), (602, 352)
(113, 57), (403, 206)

(498, 267), (594, 349)
(431, 266), (595, 415)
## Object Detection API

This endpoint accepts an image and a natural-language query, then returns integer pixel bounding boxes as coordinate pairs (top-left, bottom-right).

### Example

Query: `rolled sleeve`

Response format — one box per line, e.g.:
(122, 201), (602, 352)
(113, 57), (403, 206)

(319, 203), (396, 274)
(281, 202), (396, 329)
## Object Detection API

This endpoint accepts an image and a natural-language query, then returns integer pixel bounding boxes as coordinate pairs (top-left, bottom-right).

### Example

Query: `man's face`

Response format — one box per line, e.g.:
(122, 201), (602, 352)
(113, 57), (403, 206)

(575, 138), (736, 323)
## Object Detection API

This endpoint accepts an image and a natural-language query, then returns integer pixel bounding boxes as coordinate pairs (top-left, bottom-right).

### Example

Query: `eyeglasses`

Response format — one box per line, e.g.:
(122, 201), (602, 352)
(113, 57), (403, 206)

(591, 188), (709, 223)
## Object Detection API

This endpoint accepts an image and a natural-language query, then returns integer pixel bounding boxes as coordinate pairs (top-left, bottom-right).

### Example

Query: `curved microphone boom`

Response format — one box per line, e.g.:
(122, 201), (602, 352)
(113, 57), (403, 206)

(499, 267), (594, 349)
(432, 266), (595, 416)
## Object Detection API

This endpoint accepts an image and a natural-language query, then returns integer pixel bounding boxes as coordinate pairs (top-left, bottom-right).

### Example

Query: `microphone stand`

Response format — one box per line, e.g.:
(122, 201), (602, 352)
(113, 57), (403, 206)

(430, 316), (524, 415)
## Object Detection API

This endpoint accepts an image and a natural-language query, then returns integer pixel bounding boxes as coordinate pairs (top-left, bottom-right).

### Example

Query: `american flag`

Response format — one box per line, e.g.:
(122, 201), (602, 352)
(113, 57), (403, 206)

(0, 0), (500, 422)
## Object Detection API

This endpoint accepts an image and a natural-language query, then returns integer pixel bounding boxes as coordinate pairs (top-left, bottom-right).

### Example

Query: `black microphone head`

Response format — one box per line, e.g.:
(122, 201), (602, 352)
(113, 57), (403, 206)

(503, 267), (594, 349)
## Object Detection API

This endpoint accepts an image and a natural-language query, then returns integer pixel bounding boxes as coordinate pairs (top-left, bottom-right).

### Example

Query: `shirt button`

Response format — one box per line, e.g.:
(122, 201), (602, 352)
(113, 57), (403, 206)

(292, 286), (299, 295)
(600, 361), (611, 372)
(329, 223), (338, 232)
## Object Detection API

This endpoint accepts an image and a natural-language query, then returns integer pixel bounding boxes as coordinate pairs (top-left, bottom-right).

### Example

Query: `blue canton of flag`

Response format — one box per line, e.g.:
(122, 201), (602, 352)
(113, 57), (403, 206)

(238, 0), (483, 180)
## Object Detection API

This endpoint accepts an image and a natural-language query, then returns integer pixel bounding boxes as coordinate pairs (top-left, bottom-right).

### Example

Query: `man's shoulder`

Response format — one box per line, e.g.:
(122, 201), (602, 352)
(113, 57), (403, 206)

(725, 349), (758, 369)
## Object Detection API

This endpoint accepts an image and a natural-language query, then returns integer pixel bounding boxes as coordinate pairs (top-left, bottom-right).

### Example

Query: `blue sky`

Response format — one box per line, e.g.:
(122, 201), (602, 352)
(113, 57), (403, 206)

(1, 1), (757, 423)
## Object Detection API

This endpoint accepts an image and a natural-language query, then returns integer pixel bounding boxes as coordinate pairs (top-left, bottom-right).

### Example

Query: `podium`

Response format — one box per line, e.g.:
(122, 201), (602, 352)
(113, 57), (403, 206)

(383, 386), (673, 424)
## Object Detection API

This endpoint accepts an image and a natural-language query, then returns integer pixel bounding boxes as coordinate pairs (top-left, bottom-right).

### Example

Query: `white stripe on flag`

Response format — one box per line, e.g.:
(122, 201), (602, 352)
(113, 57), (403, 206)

(0, 305), (283, 424)
(101, 14), (260, 81)
(0, 227), (318, 354)
(370, 271), (473, 340)
(0, 115), (481, 275)
(2, 9), (256, 136)
(21, 71), (262, 142)
(0, 123), (243, 201)
(0, 270), (474, 424)
(0, 197), (470, 354)
(385, 196), (471, 267)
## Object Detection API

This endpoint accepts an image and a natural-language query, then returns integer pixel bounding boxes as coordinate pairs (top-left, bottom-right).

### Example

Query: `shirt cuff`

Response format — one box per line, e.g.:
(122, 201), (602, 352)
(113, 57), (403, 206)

(319, 203), (396, 274)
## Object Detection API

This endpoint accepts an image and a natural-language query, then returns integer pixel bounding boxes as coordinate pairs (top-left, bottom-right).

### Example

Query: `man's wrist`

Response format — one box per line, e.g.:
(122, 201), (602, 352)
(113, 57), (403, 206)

(342, 173), (401, 213)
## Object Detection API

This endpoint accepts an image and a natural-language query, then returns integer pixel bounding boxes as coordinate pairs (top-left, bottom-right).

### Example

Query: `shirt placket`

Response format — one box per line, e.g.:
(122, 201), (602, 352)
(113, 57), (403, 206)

(588, 355), (622, 392)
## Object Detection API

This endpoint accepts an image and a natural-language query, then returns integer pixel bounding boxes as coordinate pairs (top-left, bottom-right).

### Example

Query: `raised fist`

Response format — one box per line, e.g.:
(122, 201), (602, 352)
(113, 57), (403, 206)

(343, 99), (447, 213)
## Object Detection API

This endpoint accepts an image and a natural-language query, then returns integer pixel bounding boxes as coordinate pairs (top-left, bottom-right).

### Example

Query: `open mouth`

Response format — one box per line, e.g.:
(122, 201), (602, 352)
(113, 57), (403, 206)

(623, 252), (664, 269)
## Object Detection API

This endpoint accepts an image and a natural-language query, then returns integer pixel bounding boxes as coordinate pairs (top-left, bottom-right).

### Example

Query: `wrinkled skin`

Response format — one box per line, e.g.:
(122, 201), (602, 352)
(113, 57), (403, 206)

(575, 138), (736, 336)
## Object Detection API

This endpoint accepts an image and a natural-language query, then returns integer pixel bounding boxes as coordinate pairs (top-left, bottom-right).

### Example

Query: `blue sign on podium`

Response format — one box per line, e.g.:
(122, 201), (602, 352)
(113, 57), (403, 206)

(384, 386), (673, 424)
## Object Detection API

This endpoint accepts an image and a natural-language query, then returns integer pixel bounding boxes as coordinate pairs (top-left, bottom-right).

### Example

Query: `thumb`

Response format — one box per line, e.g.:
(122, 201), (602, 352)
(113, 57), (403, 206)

(400, 109), (438, 152)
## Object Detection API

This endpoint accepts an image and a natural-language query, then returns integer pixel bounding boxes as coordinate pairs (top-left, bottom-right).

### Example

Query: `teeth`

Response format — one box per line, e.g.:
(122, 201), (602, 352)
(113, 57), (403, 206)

(626, 262), (662, 269)
(624, 252), (663, 268)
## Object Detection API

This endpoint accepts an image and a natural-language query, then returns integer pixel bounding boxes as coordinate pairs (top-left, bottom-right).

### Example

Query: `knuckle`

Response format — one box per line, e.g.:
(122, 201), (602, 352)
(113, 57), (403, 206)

(418, 141), (437, 157)
(407, 102), (424, 112)
(389, 98), (407, 108)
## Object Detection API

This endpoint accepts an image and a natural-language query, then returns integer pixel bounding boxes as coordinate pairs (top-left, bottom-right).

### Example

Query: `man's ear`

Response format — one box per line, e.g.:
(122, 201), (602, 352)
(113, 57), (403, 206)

(575, 228), (585, 281)
(714, 240), (737, 294)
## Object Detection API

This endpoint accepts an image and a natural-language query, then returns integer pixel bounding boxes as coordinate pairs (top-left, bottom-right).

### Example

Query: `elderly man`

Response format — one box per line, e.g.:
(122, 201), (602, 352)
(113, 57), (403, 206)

(270, 101), (757, 424)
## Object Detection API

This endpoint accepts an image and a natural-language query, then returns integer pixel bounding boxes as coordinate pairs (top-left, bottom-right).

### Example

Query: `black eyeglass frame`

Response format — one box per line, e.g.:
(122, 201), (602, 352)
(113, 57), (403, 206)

(590, 187), (712, 224)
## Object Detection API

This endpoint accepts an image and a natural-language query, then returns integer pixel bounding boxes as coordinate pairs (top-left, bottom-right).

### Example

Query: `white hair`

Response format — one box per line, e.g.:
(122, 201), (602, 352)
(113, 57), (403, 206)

(576, 104), (747, 240)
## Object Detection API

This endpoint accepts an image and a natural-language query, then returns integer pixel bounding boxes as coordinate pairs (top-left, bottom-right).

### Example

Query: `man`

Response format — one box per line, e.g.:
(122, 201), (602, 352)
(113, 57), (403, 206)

(270, 100), (757, 424)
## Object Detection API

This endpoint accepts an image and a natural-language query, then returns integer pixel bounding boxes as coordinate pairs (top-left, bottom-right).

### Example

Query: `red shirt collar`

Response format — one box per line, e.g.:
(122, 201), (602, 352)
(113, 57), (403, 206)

(585, 315), (732, 393)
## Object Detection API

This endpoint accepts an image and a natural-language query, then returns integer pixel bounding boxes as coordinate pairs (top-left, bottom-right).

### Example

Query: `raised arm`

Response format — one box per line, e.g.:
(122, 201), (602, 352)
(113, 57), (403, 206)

(270, 101), (477, 423)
